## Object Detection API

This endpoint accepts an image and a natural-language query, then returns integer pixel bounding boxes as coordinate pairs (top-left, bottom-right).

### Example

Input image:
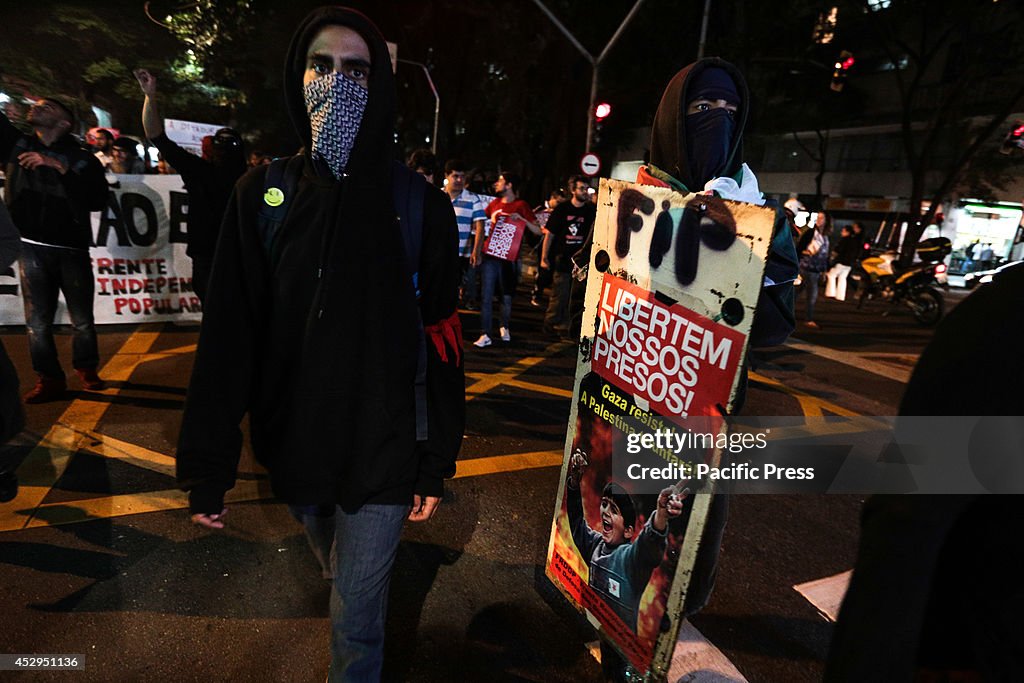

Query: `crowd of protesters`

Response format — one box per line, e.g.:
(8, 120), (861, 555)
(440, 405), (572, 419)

(6, 13), (1015, 680)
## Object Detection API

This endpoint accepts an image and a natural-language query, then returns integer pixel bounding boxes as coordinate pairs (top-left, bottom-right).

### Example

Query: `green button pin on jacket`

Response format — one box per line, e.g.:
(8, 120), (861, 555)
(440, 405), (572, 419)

(264, 187), (284, 207)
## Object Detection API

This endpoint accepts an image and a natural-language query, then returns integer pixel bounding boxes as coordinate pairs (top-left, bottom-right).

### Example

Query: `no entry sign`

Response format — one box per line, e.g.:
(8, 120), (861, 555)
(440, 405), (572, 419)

(580, 153), (601, 177)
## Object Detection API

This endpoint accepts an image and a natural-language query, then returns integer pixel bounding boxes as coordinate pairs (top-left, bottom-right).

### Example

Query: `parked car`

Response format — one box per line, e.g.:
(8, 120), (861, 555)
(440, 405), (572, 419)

(963, 260), (1023, 289)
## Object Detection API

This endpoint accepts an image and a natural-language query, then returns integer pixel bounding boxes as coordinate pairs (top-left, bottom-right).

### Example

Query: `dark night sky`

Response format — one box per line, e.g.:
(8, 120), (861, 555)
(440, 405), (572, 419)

(0, 0), (828, 197)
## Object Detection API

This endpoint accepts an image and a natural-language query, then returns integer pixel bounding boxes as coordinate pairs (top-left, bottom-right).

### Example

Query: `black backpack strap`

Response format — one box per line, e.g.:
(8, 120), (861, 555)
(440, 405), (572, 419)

(392, 163), (428, 441)
(257, 155), (303, 267)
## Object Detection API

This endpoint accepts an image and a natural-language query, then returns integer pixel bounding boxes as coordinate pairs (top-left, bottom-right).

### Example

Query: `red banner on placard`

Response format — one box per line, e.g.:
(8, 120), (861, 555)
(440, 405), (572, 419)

(483, 215), (526, 262)
(590, 274), (744, 417)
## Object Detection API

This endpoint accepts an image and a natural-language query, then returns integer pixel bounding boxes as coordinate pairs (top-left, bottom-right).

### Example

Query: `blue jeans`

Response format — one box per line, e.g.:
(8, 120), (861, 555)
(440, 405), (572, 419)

(18, 242), (99, 379)
(802, 268), (821, 322)
(296, 503), (406, 683)
(460, 256), (478, 305)
(479, 256), (516, 335)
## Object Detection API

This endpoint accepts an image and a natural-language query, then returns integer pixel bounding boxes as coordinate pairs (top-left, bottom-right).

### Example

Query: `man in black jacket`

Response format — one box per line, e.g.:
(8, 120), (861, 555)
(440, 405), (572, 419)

(175, 7), (464, 681)
(133, 68), (247, 302)
(0, 98), (108, 403)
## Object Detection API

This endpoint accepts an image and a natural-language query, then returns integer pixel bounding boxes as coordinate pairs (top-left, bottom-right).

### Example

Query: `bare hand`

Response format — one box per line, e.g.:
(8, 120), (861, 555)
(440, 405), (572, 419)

(542, 258), (551, 270)
(133, 68), (158, 96)
(470, 251), (481, 268)
(191, 508), (228, 529)
(408, 495), (441, 522)
(658, 486), (687, 518)
(18, 152), (66, 173)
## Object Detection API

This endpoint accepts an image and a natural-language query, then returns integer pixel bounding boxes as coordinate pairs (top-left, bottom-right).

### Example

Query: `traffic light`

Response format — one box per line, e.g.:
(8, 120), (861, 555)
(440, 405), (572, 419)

(593, 102), (611, 145)
(1000, 120), (1024, 155)
(830, 51), (854, 92)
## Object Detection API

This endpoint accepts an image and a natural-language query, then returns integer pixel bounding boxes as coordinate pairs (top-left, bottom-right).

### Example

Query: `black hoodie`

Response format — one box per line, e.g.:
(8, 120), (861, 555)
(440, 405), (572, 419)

(176, 7), (464, 515)
(149, 131), (246, 259)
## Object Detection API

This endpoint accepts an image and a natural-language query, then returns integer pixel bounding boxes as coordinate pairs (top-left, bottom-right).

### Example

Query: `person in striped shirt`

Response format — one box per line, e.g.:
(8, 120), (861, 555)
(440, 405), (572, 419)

(444, 159), (486, 309)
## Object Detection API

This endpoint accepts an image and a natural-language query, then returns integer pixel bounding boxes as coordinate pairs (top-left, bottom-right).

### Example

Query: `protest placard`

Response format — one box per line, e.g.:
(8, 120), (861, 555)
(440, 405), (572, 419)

(546, 178), (776, 678)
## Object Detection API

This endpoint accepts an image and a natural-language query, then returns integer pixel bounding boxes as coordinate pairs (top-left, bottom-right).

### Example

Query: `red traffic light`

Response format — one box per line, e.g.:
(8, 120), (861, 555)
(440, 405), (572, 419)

(595, 103), (612, 121)
(842, 55), (855, 69)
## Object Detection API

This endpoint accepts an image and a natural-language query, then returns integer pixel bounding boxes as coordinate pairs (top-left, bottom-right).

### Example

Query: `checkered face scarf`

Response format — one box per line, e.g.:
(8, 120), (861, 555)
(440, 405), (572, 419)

(304, 72), (368, 179)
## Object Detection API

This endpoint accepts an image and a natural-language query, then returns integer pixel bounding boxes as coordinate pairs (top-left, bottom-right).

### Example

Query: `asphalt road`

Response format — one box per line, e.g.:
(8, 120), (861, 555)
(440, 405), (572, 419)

(0, 283), (970, 682)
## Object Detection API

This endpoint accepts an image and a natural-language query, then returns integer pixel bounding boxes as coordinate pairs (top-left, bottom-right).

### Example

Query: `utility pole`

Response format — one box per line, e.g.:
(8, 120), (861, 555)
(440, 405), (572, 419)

(697, 0), (712, 60)
(531, 0), (646, 153)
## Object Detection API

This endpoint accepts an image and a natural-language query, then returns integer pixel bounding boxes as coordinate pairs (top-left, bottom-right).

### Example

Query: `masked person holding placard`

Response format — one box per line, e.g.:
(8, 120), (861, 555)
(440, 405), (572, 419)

(610, 57), (798, 681)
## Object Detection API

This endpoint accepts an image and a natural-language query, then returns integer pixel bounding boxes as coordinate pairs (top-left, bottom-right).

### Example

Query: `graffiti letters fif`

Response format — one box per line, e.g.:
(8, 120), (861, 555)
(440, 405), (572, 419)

(614, 189), (737, 287)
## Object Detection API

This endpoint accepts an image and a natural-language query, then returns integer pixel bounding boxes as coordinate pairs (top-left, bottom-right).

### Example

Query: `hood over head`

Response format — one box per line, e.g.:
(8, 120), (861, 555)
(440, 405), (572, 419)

(284, 6), (395, 183)
(207, 127), (247, 176)
(649, 57), (750, 191)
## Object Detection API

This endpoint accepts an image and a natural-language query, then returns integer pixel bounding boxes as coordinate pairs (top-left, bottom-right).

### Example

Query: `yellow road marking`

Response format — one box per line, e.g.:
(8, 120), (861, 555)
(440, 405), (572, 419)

(0, 330), (162, 527)
(455, 450), (564, 478)
(502, 378), (573, 398)
(749, 370), (863, 418)
(79, 429), (177, 478)
(465, 342), (569, 401)
(3, 331), (886, 532)
(23, 480), (267, 529)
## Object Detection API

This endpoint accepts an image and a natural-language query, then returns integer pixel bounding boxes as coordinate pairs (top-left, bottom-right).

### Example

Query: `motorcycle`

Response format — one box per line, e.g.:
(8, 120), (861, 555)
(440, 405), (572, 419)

(849, 237), (951, 326)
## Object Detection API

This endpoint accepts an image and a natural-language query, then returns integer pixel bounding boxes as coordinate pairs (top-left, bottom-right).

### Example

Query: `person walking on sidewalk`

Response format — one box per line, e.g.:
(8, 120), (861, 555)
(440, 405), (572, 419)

(0, 99), (108, 403)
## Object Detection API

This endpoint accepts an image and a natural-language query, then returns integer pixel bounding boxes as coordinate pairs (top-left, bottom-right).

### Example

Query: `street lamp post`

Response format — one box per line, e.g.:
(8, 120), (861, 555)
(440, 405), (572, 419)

(397, 58), (440, 155)
(531, 0), (646, 153)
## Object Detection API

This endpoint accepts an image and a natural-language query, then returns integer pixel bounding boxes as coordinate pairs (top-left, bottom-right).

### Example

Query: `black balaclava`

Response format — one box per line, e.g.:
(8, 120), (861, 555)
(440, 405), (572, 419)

(649, 58), (750, 191)
(685, 67), (740, 188)
(209, 127), (247, 177)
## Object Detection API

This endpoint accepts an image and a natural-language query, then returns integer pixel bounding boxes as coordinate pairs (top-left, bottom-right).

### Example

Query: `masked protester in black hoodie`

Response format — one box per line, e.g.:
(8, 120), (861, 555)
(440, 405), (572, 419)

(133, 68), (247, 302)
(596, 59), (798, 681)
(175, 8), (464, 681)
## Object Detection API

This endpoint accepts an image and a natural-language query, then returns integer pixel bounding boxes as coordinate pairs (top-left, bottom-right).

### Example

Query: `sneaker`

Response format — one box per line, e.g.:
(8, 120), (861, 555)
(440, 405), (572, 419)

(499, 326), (511, 342)
(530, 297), (542, 307)
(473, 334), (492, 348)
(75, 368), (107, 391)
(23, 375), (67, 404)
(805, 320), (820, 329)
